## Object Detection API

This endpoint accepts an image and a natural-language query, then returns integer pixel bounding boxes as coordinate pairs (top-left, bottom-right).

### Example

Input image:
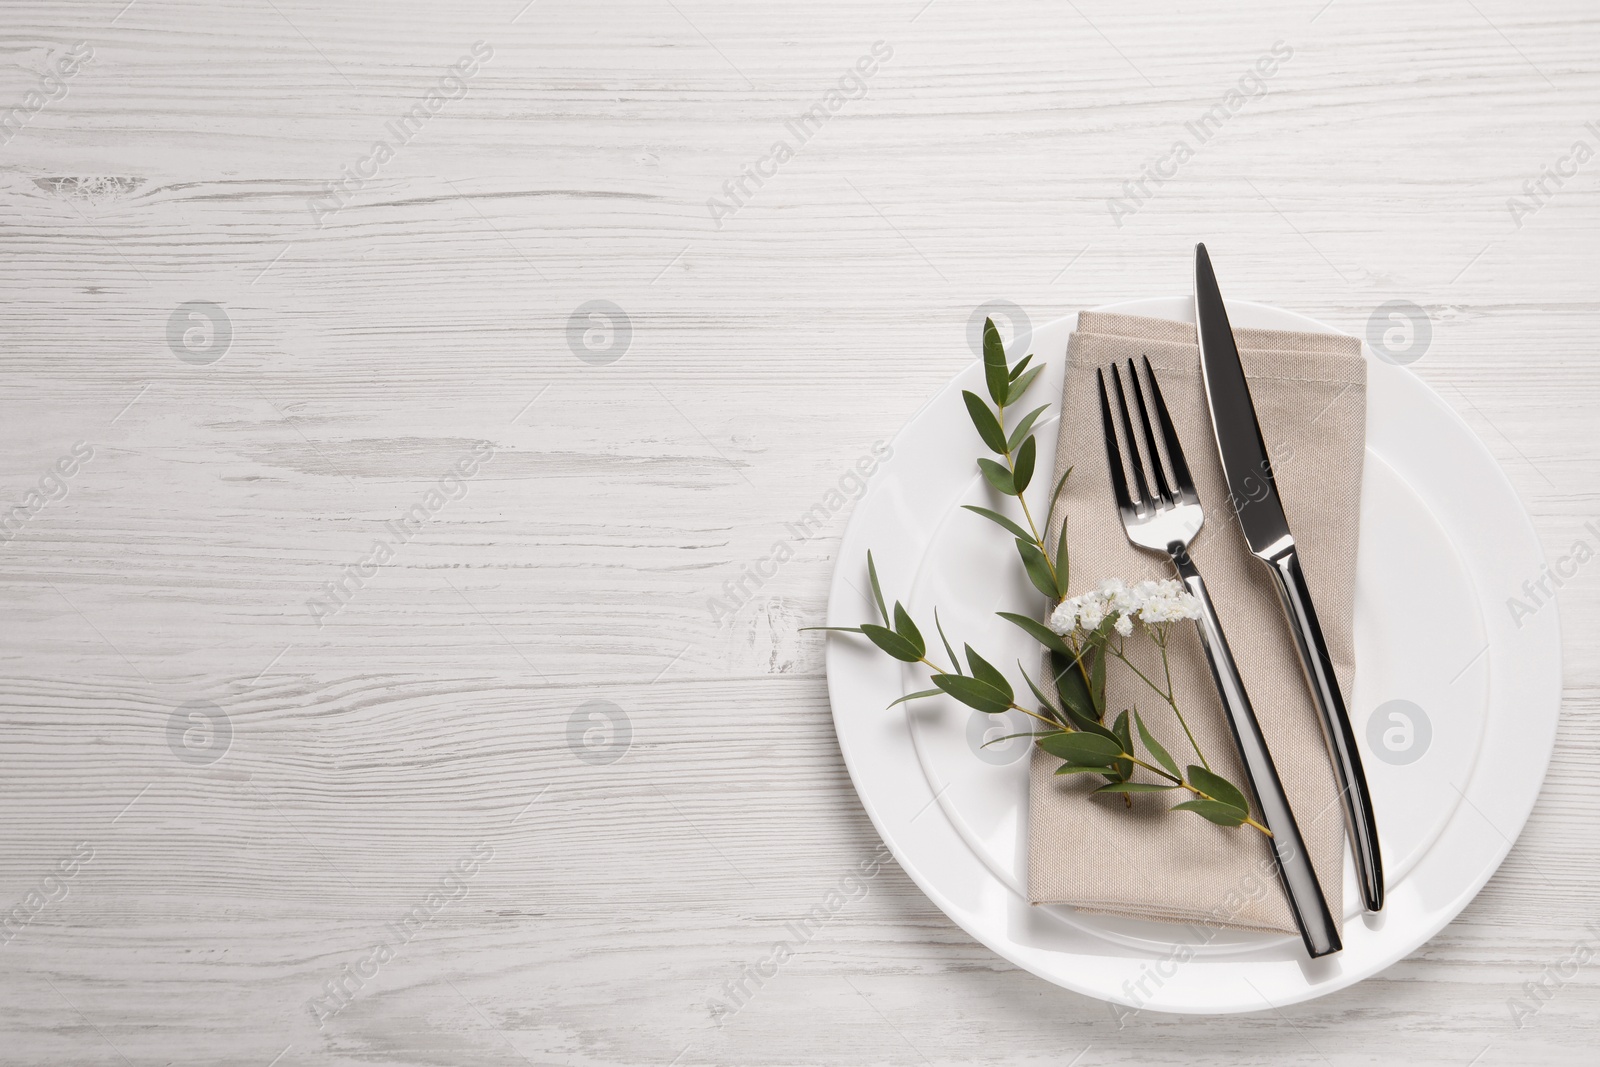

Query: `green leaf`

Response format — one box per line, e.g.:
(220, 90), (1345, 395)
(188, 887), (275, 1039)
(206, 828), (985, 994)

(982, 318), (1009, 406)
(1006, 404), (1050, 454)
(1008, 353), (1034, 380)
(1018, 663), (1064, 725)
(961, 504), (1031, 542)
(1037, 731), (1123, 767)
(1014, 538), (1060, 599)
(977, 458), (1017, 496)
(1089, 640), (1107, 715)
(1134, 711), (1181, 780)
(886, 688), (942, 708)
(1013, 435), (1036, 494)
(1048, 650), (1104, 732)
(866, 551), (889, 625)
(1171, 799), (1248, 827)
(931, 672), (1012, 714)
(1055, 763), (1118, 776)
(983, 730), (1054, 748)
(1111, 710), (1135, 779)
(934, 607), (961, 675)
(1006, 364), (1044, 405)
(859, 623), (922, 662)
(1094, 781), (1179, 794)
(996, 612), (1070, 657)
(962, 390), (1008, 454)
(1187, 765), (1251, 814)
(963, 645), (1014, 703)
(1054, 514), (1070, 589)
(891, 602), (925, 657)
(1111, 710), (1132, 751)
(1047, 466), (1073, 518)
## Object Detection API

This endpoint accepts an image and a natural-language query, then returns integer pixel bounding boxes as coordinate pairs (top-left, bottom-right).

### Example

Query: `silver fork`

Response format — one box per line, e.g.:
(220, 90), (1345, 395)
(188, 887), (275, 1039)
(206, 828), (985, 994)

(1096, 356), (1341, 959)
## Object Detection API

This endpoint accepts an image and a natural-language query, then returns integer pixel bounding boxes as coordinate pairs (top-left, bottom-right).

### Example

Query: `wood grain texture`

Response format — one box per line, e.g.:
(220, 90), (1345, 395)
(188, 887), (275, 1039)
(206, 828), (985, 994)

(0, 0), (1597, 1062)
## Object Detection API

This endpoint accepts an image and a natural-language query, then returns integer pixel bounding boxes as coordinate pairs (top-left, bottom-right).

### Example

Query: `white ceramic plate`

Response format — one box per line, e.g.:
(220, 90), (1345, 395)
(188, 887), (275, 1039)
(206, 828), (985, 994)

(824, 298), (1561, 1014)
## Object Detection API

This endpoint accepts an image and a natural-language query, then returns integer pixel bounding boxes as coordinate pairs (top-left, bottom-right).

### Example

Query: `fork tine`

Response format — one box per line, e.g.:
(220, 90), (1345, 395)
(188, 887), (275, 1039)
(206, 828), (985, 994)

(1142, 354), (1195, 497)
(1126, 358), (1174, 506)
(1096, 368), (1135, 513)
(1110, 362), (1154, 506)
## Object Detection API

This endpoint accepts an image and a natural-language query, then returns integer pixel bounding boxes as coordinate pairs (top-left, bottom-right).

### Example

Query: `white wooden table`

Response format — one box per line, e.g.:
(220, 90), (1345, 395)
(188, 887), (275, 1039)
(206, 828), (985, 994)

(1, 0), (1596, 1062)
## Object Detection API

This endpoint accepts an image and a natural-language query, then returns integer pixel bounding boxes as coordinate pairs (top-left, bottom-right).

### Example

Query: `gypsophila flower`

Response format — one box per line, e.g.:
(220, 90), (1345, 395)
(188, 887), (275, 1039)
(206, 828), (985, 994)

(1048, 577), (1201, 636)
(1136, 579), (1203, 624)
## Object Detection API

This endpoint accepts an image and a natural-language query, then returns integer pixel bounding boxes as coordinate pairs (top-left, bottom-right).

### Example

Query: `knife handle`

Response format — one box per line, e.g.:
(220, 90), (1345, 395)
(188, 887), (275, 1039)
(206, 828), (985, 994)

(1265, 545), (1385, 913)
(1171, 549), (1341, 958)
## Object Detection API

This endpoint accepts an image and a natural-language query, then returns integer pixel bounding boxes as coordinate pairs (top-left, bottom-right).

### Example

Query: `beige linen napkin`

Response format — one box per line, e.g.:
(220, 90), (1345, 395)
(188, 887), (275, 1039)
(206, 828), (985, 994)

(1027, 311), (1365, 935)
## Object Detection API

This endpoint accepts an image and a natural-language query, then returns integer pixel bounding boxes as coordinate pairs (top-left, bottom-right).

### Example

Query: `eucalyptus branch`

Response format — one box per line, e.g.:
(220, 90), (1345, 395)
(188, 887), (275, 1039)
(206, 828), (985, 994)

(806, 317), (1266, 839)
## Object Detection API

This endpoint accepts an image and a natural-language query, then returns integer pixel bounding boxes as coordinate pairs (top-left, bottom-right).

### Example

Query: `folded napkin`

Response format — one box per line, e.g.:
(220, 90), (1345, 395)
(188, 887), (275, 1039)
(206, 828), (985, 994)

(1027, 311), (1365, 935)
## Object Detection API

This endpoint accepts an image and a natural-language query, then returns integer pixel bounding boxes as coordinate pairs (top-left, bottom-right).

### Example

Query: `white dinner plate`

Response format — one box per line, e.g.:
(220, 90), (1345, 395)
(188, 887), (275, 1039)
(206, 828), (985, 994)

(824, 298), (1561, 1014)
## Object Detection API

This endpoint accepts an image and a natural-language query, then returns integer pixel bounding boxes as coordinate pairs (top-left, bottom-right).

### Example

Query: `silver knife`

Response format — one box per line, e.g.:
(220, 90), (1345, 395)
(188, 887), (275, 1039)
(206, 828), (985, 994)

(1194, 242), (1385, 913)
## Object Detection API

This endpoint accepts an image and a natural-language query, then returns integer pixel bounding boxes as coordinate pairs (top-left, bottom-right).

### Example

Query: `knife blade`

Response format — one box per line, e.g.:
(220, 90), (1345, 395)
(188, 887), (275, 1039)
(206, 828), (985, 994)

(1194, 242), (1385, 913)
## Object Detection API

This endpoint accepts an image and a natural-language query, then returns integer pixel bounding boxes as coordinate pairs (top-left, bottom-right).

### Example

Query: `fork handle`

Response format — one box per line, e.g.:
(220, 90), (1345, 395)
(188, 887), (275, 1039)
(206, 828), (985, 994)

(1170, 549), (1341, 958)
(1265, 546), (1384, 913)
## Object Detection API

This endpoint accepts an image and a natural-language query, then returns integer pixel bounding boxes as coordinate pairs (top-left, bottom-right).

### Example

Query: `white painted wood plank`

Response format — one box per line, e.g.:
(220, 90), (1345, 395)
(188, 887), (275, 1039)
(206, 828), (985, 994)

(0, 0), (1598, 1062)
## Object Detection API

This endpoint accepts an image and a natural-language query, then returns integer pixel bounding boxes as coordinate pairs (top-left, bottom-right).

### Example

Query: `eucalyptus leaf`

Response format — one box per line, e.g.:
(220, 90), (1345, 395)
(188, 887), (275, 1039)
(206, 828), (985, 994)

(996, 611), (1071, 657)
(1018, 662), (1065, 726)
(1048, 650), (1104, 732)
(1059, 699), (1112, 739)
(1055, 763), (1118, 776)
(931, 672), (1012, 714)
(1037, 731), (1123, 767)
(1013, 435), (1036, 494)
(1006, 404), (1050, 454)
(982, 318), (1009, 405)
(1171, 799), (1248, 827)
(1054, 514), (1070, 588)
(866, 551), (889, 624)
(1008, 353), (1034, 381)
(1112, 710), (1132, 752)
(964, 645), (1014, 703)
(934, 607), (961, 675)
(982, 730), (1054, 748)
(962, 390), (1008, 454)
(1006, 364), (1044, 406)
(1134, 711), (1181, 780)
(891, 602), (925, 657)
(886, 688), (942, 708)
(977, 458), (1017, 496)
(961, 505), (1031, 541)
(1187, 765), (1250, 814)
(1047, 466), (1073, 519)
(1111, 710), (1135, 779)
(1089, 641), (1107, 715)
(858, 623), (922, 662)
(1014, 538), (1060, 599)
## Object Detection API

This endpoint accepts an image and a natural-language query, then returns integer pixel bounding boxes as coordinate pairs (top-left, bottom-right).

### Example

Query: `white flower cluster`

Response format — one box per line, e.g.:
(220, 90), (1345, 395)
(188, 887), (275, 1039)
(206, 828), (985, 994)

(1047, 578), (1201, 637)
